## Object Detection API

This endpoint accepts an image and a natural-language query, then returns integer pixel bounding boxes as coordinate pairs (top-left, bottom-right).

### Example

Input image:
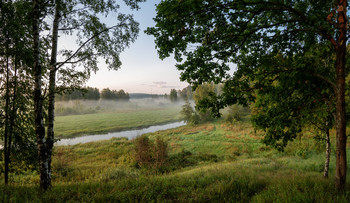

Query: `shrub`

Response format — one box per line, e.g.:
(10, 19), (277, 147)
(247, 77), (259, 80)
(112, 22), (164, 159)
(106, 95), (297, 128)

(153, 137), (168, 171)
(134, 136), (169, 172)
(167, 150), (196, 171)
(134, 135), (153, 168)
(225, 104), (245, 123)
(181, 100), (195, 124)
(197, 110), (213, 122)
(181, 100), (210, 125)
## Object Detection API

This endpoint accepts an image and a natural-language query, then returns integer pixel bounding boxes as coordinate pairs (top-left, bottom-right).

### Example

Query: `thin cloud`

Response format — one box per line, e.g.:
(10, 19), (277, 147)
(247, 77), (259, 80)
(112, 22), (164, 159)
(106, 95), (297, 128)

(153, 81), (167, 85)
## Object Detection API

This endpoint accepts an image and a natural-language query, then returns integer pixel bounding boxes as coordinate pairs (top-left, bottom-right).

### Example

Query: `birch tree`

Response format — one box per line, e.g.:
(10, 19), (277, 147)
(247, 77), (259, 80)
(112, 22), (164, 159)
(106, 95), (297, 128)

(32, 0), (145, 190)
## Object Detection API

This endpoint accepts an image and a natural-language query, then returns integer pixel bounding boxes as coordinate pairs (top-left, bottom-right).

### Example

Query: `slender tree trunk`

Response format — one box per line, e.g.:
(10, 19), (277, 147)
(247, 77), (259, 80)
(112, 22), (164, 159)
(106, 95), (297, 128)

(8, 55), (19, 179)
(335, 47), (347, 190)
(324, 128), (330, 178)
(334, 0), (347, 191)
(4, 53), (10, 185)
(4, 55), (18, 185)
(33, 0), (50, 190)
(47, 0), (60, 174)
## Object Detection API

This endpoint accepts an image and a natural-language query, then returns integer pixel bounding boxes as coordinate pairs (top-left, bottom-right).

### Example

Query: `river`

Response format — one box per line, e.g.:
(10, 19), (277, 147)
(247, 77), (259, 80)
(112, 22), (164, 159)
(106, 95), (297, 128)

(55, 121), (186, 146)
(0, 121), (186, 148)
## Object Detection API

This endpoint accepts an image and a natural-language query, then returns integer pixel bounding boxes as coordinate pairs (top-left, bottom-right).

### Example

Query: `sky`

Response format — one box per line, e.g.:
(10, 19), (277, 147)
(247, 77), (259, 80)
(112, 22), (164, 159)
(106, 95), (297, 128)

(84, 0), (188, 94)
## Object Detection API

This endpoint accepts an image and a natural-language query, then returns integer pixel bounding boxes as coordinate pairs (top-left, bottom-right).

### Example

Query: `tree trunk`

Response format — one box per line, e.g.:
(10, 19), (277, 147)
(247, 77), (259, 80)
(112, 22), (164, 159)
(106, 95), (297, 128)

(334, 0), (347, 191)
(4, 52), (10, 185)
(47, 0), (60, 175)
(335, 47), (347, 190)
(8, 55), (19, 180)
(33, 0), (50, 191)
(324, 128), (330, 178)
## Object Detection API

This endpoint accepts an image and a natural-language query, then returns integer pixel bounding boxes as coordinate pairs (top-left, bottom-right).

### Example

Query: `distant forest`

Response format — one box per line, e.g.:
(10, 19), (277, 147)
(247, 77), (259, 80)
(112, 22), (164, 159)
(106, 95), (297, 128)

(56, 86), (194, 101)
(56, 87), (130, 101)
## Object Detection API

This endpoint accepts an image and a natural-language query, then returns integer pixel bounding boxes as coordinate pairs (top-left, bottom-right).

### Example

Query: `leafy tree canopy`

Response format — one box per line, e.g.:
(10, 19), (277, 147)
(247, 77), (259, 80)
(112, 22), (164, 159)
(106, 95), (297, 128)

(146, 1), (350, 190)
(146, 0), (335, 88)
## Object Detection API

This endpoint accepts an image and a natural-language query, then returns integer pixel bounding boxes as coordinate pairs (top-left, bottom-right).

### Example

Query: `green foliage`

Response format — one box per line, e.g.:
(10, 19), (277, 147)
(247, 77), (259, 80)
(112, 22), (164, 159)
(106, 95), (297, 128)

(250, 44), (336, 151)
(56, 87), (100, 101)
(167, 150), (196, 171)
(180, 100), (197, 124)
(0, 0), (37, 179)
(145, 0), (344, 153)
(147, 0), (333, 86)
(100, 88), (130, 101)
(169, 89), (178, 102)
(178, 86), (193, 100)
(193, 83), (216, 121)
(224, 105), (246, 124)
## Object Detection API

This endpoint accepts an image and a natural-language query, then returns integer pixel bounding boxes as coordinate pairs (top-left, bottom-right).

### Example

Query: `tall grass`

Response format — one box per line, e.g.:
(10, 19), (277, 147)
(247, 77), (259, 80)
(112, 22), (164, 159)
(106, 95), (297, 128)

(1, 119), (350, 202)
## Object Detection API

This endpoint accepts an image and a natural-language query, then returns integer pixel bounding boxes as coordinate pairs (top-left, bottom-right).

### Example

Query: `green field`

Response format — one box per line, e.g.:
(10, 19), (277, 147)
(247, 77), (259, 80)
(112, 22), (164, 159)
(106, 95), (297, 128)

(54, 106), (182, 138)
(1, 119), (350, 202)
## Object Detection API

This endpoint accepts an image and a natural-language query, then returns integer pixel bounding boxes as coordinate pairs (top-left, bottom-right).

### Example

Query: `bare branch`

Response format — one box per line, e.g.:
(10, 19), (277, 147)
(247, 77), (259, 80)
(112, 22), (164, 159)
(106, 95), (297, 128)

(56, 25), (118, 70)
(57, 54), (95, 65)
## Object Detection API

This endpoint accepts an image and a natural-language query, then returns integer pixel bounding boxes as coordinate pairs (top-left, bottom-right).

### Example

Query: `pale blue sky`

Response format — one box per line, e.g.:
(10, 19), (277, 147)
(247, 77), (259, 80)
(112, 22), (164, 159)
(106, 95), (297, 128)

(85, 0), (188, 94)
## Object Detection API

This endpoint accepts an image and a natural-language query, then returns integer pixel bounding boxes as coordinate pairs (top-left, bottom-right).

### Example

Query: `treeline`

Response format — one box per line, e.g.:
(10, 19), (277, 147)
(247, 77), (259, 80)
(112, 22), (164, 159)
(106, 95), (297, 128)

(56, 87), (130, 101)
(166, 86), (193, 103)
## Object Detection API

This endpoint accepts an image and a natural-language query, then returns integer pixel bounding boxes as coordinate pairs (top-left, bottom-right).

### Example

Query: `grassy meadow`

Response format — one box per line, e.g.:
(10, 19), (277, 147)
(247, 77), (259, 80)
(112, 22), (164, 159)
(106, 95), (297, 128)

(54, 99), (183, 138)
(1, 114), (350, 202)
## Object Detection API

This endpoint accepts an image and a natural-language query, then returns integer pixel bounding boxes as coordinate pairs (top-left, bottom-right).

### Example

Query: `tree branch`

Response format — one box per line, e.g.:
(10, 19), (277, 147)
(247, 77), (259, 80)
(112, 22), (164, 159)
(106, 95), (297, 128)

(56, 54), (93, 65)
(56, 25), (118, 70)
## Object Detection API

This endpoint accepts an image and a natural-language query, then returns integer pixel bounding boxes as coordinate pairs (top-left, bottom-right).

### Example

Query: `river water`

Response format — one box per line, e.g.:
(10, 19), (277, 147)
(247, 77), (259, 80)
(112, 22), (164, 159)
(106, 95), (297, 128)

(0, 121), (186, 148)
(55, 121), (186, 146)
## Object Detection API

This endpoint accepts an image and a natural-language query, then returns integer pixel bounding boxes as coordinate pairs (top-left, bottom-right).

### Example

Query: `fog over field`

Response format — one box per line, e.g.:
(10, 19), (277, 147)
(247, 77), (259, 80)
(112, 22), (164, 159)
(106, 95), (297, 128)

(55, 98), (188, 116)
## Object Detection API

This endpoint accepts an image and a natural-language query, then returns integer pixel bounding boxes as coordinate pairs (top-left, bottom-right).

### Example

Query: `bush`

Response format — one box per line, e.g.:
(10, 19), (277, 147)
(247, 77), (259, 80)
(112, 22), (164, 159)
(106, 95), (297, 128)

(225, 104), (245, 123)
(197, 110), (213, 122)
(181, 100), (195, 124)
(181, 100), (210, 125)
(153, 137), (168, 171)
(167, 150), (196, 171)
(134, 135), (153, 168)
(134, 136), (169, 172)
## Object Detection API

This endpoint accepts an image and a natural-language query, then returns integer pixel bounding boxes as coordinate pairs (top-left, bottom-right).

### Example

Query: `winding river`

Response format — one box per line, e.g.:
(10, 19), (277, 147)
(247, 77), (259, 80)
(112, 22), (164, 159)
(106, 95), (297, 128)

(55, 121), (186, 146)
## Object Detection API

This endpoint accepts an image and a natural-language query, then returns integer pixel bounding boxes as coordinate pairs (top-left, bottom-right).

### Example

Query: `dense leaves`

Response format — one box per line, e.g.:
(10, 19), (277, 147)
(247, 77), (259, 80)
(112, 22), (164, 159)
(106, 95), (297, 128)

(251, 44), (336, 150)
(147, 0), (349, 189)
(146, 0), (334, 87)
